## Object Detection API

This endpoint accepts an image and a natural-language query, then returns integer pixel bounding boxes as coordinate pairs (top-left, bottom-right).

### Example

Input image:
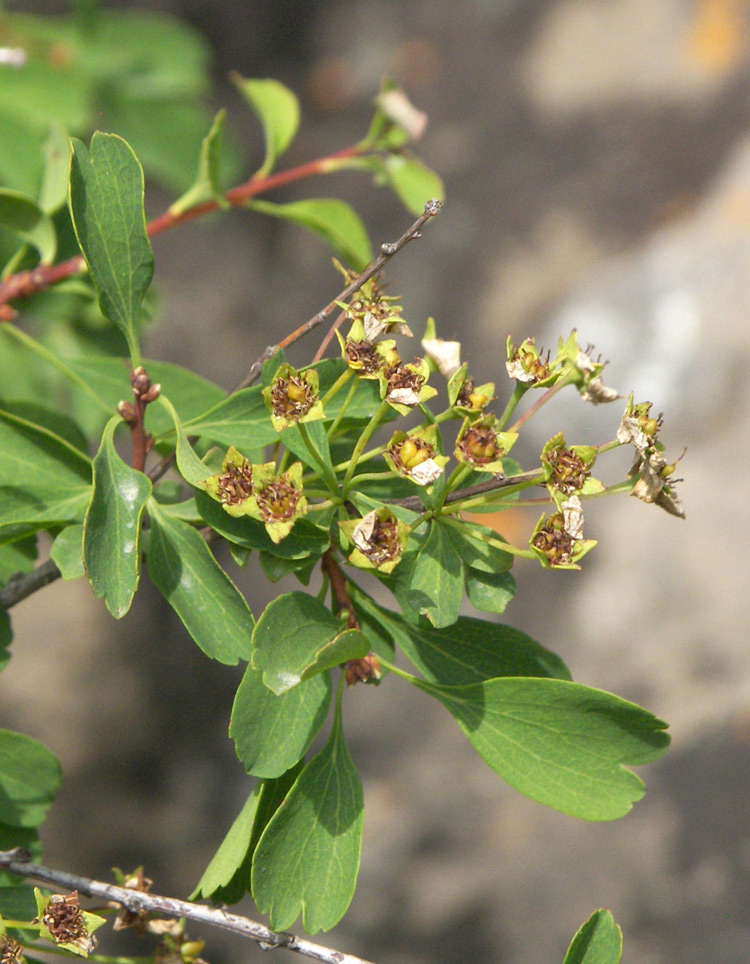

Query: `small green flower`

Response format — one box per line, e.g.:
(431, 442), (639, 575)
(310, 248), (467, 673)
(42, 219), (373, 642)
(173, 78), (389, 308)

(529, 497), (597, 569)
(262, 363), (325, 432)
(454, 414), (517, 473)
(204, 446), (254, 516)
(335, 319), (399, 378)
(447, 362), (495, 417)
(505, 336), (561, 388)
(339, 507), (410, 573)
(380, 357), (438, 414)
(384, 424), (449, 486)
(244, 461), (308, 543)
(541, 432), (603, 508)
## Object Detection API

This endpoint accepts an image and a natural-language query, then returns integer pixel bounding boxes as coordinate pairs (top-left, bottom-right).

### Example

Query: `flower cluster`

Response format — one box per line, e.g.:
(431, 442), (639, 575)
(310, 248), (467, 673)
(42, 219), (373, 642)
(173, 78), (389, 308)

(617, 396), (685, 518)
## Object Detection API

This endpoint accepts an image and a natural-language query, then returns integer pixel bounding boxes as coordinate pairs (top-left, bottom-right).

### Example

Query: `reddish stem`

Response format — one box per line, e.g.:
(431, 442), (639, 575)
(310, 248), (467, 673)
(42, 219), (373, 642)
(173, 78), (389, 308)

(0, 143), (366, 313)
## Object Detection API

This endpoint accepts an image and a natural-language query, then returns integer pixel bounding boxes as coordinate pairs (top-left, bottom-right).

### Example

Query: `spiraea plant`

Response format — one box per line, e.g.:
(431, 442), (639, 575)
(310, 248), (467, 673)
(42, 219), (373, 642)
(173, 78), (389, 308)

(0, 11), (683, 964)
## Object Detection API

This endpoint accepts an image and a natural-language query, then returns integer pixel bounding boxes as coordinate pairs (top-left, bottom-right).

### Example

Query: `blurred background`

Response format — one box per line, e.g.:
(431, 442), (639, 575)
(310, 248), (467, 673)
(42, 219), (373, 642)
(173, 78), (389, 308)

(1, 1), (749, 962)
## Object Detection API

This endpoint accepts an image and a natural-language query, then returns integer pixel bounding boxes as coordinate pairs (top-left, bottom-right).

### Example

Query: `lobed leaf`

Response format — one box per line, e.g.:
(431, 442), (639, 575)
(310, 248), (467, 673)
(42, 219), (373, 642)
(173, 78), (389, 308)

(69, 133), (154, 363)
(231, 664), (331, 777)
(83, 417), (152, 618)
(252, 592), (368, 695)
(415, 676), (669, 820)
(251, 705), (364, 933)
(146, 500), (254, 664)
(563, 909), (623, 964)
(407, 520), (463, 628)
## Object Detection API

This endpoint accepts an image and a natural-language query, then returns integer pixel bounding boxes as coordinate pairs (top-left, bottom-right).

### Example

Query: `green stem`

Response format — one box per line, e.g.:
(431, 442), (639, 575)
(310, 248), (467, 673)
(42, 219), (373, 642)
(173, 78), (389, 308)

(325, 374), (359, 441)
(1, 324), (113, 416)
(344, 470), (395, 485)
(375, 655), (418, 685)
(341, 399), (389, 495)
(320, 367), (355, 407)
(297, 420), (339, 494)
(496, 382), (530, 431)
(439, 471), (543, 513)
(306, 498), (338, 512)
(332, 443), (386, 472)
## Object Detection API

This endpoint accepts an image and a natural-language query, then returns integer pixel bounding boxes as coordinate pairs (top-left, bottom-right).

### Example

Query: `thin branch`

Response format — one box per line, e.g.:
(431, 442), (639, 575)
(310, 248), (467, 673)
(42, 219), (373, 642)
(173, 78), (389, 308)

(0, 850), (375, 964)
(0, 559), (61, 609)
(388, 470), (543, 513)
(0, 145), (366, 314)
(234, 199), (444, 391)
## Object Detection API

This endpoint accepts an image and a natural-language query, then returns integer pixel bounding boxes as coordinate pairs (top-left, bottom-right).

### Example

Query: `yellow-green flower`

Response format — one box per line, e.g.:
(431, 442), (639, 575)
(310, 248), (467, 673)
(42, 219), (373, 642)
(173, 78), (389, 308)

(454, 414), (517, 473)
(339, 507), (410, 573)
(262, 363), (325, 432)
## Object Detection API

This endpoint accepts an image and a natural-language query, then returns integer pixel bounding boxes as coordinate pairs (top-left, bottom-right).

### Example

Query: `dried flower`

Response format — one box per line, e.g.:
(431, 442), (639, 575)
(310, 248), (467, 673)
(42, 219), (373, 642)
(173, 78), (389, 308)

(540, 432), (602, 508)
(447, 362), (494, 417)
(381, 357), (437, 413)
(421, 316), (462, 378)
(556, 331), (619, 404)
(530, 498), (596, 569)
(336, 319), (399, 378)
(262, 363), (325, 431)
(454, 415), (517, 473)
(384, 426), (449, 486)
(35, 890), (103, 956)
(340, 508), (410, 573)
(244, 461), (308, 543)
(1, 937), (24, 964)
(505, 336), (559, 387)
(204, 447), (254, 516)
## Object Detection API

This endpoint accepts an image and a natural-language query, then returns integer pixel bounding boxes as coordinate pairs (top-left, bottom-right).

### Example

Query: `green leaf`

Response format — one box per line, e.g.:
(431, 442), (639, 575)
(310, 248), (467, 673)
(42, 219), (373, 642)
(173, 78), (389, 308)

(231, 665), (331, 777)
(251, 703), (364, 933)
(50, 525), (85, 581)
(232, 75), (300, 177)
(67, 357), (225, 438)
(169, 109), (229, 215)
(248, 199), (373, 272)
(196, 490), (330, 560)
(182, 386), (279, 452)
(0, 189), (57, 264)
(280, 421), (333, 474)
(563, 910), (623, 964)
(352, 592), (569, 684)
(252, 592), (369, 694)
(0, 730), (61, 828)
(414, 677), (669, 820)
(191, 765), (303, 902)
(407, 521), (463, 628)
(0, 535), (37, 589)
(146, 500), (253, 664)
(69, 133), (154, 363)
(0, 608), (11, 674)
(0, 884), (37, 921)
(156, 395), (213, 488)
(83, 417), (151, 618)
(0, 401), (89, 455)
(465, 567), (516, 614)
(38, 123), (71, 216)
(0, 409), (91, 530)
(382, 153), (444, 215)
(445, 518), (513, 573)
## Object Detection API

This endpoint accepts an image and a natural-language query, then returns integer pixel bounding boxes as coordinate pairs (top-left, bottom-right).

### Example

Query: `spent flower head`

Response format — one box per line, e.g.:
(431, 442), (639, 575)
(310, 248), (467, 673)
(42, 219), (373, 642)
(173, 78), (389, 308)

(505, 336), (560, 388)
(204, 446), (254, 515)
(336, 319), (399, 378)
(384, 424), (449, 486)
(530, 497), (597, 569)
(35, 889), (105, 957)
(381, 356), (438, 413)
(262, 363), (324, 432)
(421, 316), (462, 378)
(454, 414), (517, 473)
(541, 432), (603, 508)
(448, 362), (495, 417)
(244, 461), (308, 543)
(339, 507), (410, 573)
(556, 331), (619, 404)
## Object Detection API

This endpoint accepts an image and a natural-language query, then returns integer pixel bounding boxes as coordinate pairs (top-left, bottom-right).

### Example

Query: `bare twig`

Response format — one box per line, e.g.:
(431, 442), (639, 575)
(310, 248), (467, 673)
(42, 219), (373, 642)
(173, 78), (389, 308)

(0, 850), (375, 964)
(0, 559), (61, 609)
(388, 470), (543, 513)
(234, 199), (444, 392)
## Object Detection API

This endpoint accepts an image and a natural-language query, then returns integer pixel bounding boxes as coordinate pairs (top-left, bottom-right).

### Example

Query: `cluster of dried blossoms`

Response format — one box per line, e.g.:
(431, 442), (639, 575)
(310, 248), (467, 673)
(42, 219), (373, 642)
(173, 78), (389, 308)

(198, 276), (683, 572)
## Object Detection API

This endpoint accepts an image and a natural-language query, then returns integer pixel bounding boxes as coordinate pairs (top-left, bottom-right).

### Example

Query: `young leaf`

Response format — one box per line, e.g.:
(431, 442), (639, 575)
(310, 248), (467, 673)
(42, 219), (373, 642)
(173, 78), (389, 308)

(414, 676), (669, 820)
(231, 664), (331, 777)
(563, 909), (623, 964)
(464, 567), (516, 614)
(156, 395), (213, 488)
(69, 133), (154, 363)
(252, 592), (369, 695)
(381, 153), (445, 216)
(0, 729), (61, 828)
(83, 417), (151, 618)
(350, 588), (570, 684)
(232, 75), (300, 177)
(0, 189), (57, 263)
(407, 520), (463, 628)
(146, 499), (254, 665)
(251, 701), (364, 933)
(0, 409), (92, 530)
(191, 764), (303, 903)
(248, 199), (373, 272)
(50, 524), (85, 581)
(169, 109), (229, 215)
